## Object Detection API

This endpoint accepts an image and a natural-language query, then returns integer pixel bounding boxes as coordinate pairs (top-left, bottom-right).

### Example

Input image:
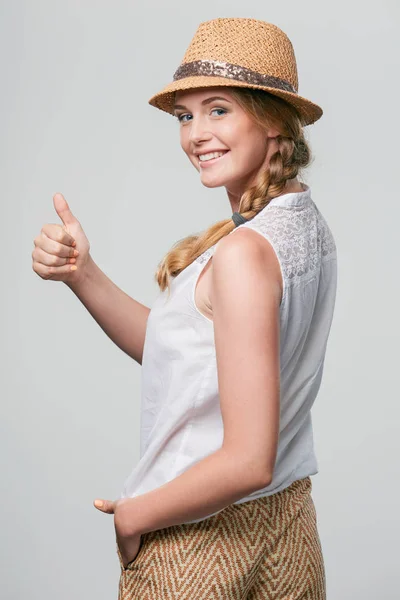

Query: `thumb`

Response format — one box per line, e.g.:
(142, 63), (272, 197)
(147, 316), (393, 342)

(93, 498), (116, 514)
(53, 192), (78, 228)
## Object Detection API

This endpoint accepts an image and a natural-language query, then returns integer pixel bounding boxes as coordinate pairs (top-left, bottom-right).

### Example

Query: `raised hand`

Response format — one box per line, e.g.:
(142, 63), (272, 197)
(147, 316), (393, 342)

(32, 192), (91, 284)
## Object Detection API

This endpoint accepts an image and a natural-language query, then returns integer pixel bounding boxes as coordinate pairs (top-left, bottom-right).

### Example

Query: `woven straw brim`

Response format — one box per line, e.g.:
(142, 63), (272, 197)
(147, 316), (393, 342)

(148, 76), (323, 126)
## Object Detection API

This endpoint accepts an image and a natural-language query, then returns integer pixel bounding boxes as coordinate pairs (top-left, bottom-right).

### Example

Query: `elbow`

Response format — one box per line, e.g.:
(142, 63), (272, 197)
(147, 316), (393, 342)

(253, 470), (273, 490)
(241, 460), (273, 492)
(222, 448), (273, 492)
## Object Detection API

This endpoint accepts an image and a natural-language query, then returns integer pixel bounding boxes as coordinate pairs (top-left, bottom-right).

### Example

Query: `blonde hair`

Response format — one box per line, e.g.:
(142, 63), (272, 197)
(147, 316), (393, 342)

(155, 87), (312, 295)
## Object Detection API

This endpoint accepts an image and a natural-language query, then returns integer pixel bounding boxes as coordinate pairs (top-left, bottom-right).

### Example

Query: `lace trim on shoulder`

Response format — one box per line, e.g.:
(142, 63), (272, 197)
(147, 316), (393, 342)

(244, 204), (336, 281)
(195, 245), (217, 265)
(195, 203), (336, 279)
(316, 208), (337, 259)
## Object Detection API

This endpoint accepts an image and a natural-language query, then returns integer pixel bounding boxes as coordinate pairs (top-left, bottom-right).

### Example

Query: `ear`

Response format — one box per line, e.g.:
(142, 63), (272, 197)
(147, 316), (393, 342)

(266, 126), (281, 139)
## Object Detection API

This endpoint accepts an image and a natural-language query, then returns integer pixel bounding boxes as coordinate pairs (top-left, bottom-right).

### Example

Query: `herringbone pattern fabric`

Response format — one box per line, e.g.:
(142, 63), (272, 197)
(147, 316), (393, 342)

(116, 476), (326, 599)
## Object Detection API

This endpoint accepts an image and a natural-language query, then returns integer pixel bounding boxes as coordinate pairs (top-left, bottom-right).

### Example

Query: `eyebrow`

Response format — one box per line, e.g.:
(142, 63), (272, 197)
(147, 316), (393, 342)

(173, 95), (232, 111)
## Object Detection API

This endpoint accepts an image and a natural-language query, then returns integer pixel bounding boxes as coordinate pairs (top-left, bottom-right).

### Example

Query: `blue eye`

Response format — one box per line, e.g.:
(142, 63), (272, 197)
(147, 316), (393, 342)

(176, 114), (190, 123)
(176, 107), (227, 123)
(212, 108), (227, 117)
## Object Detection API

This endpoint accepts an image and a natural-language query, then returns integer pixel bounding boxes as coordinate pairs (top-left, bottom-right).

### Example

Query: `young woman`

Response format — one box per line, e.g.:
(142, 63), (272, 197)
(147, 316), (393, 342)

(32, 18), (337, 600)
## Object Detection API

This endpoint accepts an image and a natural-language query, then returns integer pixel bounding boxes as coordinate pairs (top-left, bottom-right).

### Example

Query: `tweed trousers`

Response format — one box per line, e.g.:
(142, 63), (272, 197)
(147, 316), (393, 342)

(116, 476), (326, 599)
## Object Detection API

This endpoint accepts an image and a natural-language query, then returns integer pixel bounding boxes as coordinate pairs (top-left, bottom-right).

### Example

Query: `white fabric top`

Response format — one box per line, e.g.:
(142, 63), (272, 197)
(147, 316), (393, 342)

(120, 184), (337, 524)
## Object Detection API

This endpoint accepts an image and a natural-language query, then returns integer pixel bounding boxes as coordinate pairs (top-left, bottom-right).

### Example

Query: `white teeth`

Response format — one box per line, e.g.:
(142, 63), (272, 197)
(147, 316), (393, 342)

(198, 151), (227, 162)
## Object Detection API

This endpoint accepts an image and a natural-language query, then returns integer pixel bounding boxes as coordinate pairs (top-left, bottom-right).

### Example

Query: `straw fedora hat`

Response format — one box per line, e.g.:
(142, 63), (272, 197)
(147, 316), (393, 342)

(148, 17), (323, 127)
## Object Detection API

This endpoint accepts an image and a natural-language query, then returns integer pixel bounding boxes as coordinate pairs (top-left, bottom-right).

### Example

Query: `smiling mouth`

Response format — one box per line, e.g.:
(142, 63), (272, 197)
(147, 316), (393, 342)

(197, 151), (230, 167)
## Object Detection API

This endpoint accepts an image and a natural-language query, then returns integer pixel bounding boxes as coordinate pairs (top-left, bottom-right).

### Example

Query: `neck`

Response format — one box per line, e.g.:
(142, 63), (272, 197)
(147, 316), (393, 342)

(227, 178), (305, 213)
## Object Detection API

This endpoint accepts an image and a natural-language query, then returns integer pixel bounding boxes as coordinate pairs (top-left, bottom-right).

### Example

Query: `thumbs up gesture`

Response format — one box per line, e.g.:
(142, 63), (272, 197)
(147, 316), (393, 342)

(32, 193), (91, 283)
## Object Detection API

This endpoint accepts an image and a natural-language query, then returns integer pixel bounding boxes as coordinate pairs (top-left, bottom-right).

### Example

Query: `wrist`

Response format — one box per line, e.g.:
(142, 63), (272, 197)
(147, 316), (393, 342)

(65, 254), (96, 291)
(116, 497), (142, 537)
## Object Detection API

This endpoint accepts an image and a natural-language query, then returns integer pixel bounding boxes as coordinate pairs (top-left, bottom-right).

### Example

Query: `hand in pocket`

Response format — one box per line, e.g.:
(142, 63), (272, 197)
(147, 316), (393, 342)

(116, 530), (143, 569)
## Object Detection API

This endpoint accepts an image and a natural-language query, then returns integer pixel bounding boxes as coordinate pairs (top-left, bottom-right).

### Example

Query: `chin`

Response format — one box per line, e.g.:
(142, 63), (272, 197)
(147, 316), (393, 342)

(200, 178), (227, 189)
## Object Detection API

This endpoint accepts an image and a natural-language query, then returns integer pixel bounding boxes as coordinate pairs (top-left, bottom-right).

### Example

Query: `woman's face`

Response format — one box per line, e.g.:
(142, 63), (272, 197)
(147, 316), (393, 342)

(173, 87), (281, 210)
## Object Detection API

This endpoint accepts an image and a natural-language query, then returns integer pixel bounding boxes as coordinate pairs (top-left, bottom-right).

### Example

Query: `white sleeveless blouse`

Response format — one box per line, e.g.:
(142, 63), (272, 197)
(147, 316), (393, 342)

(120, 184), (337, 524)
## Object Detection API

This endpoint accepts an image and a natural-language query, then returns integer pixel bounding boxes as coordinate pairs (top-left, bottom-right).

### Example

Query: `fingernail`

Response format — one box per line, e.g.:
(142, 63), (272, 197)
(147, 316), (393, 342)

(70, 265), (77, 271)
(72, 240), (76, 247)
(73, 249), (79, 256)
(94, 500), (104, 508)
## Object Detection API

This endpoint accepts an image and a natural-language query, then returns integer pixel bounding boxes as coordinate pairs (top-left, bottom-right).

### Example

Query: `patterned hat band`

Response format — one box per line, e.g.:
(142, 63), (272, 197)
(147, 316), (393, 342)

(173, 59), (297, 95)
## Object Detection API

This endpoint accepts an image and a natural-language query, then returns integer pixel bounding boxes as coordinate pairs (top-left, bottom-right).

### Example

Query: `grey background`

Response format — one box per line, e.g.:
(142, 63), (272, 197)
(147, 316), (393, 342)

(1, 1), (399, 598)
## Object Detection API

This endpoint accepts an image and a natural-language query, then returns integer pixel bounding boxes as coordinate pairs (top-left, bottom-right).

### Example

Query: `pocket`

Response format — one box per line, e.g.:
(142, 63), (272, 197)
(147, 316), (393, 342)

(117, 535), (146, 571)
(125, 536), (145, 570)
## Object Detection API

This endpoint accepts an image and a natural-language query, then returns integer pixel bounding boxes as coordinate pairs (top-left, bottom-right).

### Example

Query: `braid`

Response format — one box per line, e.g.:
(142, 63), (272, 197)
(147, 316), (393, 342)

(155, 88), (312, 294)
(237, 133), (310, 222)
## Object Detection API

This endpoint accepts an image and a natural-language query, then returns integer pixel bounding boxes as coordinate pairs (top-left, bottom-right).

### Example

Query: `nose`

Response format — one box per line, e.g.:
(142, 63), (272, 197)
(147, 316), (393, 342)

(188, 114), (213, 146)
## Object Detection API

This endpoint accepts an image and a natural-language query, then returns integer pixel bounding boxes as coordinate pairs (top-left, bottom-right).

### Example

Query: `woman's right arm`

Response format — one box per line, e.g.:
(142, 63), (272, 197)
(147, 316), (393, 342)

(65, 255), (150, 365)
(32, 192), (150, 365)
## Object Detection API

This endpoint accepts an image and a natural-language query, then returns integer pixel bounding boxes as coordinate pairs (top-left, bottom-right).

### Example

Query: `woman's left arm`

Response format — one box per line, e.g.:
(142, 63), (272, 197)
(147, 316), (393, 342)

(100, 229), (282, 537)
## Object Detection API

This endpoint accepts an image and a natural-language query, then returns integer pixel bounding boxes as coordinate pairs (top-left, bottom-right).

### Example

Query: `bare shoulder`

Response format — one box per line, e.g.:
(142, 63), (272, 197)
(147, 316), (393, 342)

(215, 226), (274, 258)
(211, 227), (284, 306)
(215, 228), (282, 279)
(195, 228), (284, 322)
